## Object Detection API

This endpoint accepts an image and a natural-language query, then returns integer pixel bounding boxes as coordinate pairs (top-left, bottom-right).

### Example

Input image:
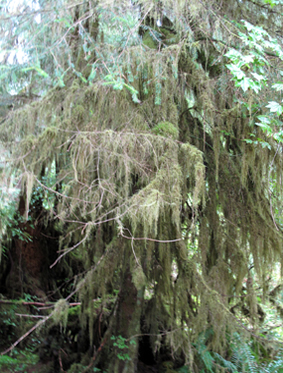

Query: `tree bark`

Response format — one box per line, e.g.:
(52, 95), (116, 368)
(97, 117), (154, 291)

(106, 251), (144, 373)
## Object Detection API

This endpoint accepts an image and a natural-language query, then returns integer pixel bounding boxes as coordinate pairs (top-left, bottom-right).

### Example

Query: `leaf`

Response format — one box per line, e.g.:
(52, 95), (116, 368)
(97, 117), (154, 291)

(113, 83), (123, 90)
(34, 67), (50, 78)
(242, 54), (254, 64)
(272, 82), (283, 91)
(257, 115), (271, 124)
(226, 64), (245, 80)
(55, 18), (72, 28)
(266, 101), (283, 116)
(251, 72), (265, 82)
(236, 77), (254, 92)
(273, 131), (283, 142)
(58, 77), (65, 87)
(132, 92), (140, 103)
(255, 122), (273, 134)
(88, 68), (96, 82)
(260, 141), (271, 149)
(21, 66), (50, 79)
(225, 49), (243, 61)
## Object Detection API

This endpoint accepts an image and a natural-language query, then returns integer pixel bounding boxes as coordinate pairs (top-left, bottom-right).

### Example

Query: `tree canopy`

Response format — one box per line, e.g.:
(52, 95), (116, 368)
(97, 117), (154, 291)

(1, 0), (283, 372)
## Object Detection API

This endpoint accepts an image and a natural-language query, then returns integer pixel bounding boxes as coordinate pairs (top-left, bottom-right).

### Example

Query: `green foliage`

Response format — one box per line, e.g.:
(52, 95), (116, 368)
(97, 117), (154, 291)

(192, 331), (283, 373)
(103, 73), (140, 103)
(229, 333), (283, 373)
(111, 335), (136, 361)
(0, 188), (32, 261)
(225, 18), (283, 146)
(225, 20), (274, 93)
(143, 29), (159, 49)
(0, 349), (38, 372)
(175, 367), (190, 373)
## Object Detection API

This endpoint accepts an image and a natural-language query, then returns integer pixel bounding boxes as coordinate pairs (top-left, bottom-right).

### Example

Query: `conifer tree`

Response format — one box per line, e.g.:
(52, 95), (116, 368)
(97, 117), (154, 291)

(1, 0), (283, 372)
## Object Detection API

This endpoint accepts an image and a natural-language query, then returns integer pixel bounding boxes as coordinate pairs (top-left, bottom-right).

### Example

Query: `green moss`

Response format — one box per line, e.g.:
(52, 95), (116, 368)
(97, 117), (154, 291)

(161, 361), (181, 373)
(52, 299), (69, 330)
(143, 30), (157, 49)
(67, 363), (87, 373)
(72, 105), (86, 122)
(152, 121), (179, 140)
(132, 265), (147, 290)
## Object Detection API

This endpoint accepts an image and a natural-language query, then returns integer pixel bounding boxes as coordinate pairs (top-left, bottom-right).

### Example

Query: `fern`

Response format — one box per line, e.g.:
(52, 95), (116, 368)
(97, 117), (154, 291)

(230, 334), (258, 373)
(264, 351), (283, 373)
(213, 352), (239, 373)
(241, 343), (257, 373)
(193, 331), (283, 373)
(197, 344), (214, 373)
(229, 333), (283, 373)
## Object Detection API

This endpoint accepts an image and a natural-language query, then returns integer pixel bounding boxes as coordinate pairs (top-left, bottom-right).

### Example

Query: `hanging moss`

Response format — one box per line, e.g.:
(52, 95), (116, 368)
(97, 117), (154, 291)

(52, 299), (69, 332)
(1, 0), (283, 371)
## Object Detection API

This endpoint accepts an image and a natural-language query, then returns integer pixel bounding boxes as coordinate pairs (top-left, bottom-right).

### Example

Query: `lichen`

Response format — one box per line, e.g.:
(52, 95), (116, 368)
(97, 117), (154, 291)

(52, 299), (69, 331)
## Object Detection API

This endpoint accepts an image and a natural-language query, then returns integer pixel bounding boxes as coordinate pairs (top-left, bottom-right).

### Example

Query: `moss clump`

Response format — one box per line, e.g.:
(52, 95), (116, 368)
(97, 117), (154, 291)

(52, 299), (69, 330)
(132, 265), (147, 290)
(67, 363), (87, 373)
(72, 105), (85, 122)
(68, 304), (81, 317)
(152, 121), (179, 140)
(143, 30), (158, 49)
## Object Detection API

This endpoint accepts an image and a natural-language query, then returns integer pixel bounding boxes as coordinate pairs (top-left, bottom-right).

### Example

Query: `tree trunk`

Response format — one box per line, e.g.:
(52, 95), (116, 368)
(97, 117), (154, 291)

(106, 252), (144, 373)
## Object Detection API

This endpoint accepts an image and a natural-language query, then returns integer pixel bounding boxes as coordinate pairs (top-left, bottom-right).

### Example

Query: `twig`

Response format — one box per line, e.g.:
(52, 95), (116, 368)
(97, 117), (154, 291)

(59, 349), (67, 373)
(0, 300), (53, 306)
(82, 336), (108, 373)
(1, 313), (53, 355)
(50, 234), (89, 268)
(15, 314), (45, 318)
(0, 300), (93, 307)
(121, 232), (181, 243)
(1, 249), (109, 355)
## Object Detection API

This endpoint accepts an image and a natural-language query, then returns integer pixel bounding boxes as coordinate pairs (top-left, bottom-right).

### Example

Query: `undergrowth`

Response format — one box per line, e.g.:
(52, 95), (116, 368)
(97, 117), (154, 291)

(194, 331), (283, 373)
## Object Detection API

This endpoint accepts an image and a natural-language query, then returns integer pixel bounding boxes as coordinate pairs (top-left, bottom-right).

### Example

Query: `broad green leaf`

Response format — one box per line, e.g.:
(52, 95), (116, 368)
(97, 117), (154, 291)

(224, 49), (242, 61)
(257, 115), (271, 124)
(237, 77), (254, 92)
(255, 122), (273, 134)
(242, 54), (254, 64)
(226, 64), (245, 80)
(266, 101), (283, 115)
(251, 72), (265, 81)
(272, 83), (283, 91)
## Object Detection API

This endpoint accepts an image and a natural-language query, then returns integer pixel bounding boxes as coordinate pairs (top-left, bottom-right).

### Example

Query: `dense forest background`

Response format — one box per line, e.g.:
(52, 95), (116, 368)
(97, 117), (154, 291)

(2, 0), (283, 372)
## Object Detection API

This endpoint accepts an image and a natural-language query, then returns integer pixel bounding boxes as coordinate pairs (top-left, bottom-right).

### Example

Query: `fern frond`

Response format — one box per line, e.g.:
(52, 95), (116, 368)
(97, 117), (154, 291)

(213, 352), (239, 373)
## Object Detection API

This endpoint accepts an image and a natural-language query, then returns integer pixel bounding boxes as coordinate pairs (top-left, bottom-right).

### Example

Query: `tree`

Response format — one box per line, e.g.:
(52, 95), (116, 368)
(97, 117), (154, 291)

(1, 0), (283, 372)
